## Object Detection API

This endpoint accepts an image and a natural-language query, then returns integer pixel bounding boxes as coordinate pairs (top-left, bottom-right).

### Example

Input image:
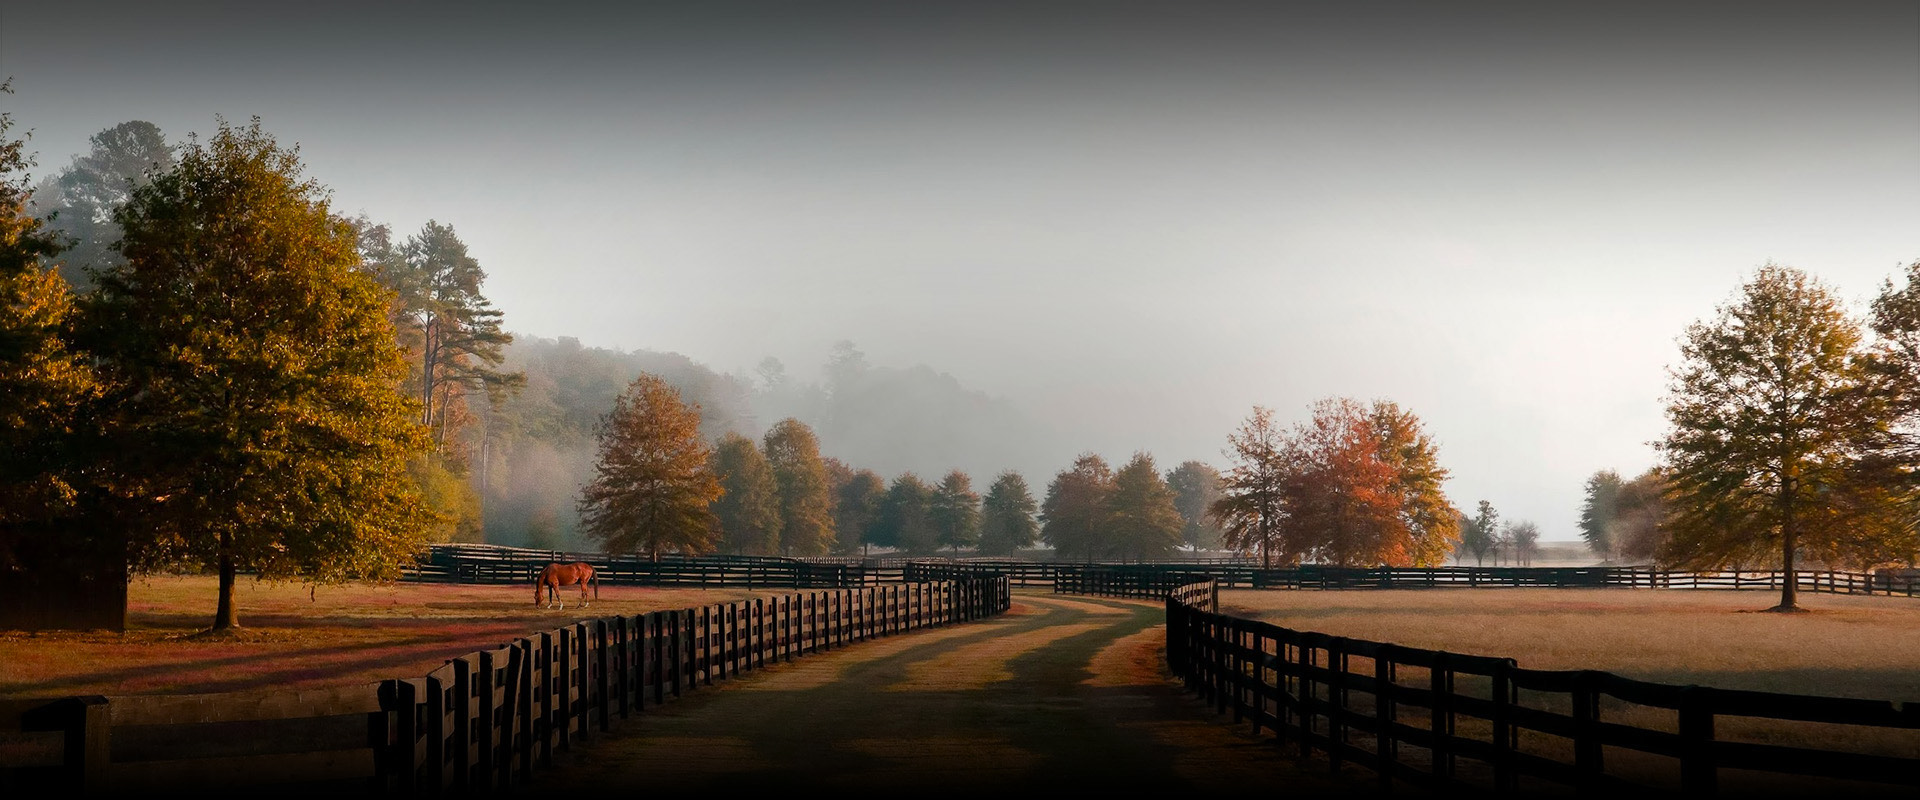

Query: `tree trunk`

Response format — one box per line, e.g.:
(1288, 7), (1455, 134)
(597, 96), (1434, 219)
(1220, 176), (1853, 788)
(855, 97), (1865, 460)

(213, 529), (239, 630)
(1772, 477), (1801, 612)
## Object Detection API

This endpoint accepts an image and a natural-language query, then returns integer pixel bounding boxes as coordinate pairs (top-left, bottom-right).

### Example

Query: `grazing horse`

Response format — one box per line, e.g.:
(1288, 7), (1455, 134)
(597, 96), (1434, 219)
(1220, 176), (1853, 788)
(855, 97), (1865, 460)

(535, 562), (598, 610)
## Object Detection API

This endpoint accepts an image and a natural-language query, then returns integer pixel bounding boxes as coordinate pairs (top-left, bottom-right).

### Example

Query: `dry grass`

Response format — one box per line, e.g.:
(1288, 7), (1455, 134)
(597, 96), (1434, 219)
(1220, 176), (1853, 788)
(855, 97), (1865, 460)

(1221, 587), (1920, 785)
(1220, 587), (1920, 701)
(0, 574), (764, 699)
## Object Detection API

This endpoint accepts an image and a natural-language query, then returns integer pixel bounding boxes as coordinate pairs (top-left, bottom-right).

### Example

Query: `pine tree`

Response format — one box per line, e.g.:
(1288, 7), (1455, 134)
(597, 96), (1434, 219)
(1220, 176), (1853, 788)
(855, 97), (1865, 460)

(930, 470), (981, 553)
(1578, 470), (1622, 559)
(873, 473), (935, 554)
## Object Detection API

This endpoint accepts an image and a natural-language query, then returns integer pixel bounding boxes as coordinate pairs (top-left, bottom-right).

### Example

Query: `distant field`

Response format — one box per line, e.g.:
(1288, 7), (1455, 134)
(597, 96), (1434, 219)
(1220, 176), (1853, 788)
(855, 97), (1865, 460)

(1219, 587), (1920, 701)
(0, 575), (763, 699)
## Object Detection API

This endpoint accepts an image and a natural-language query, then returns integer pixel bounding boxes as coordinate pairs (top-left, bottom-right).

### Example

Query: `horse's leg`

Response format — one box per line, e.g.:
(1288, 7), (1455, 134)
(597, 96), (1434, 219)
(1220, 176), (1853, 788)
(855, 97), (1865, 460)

(580, 578), (591, 608)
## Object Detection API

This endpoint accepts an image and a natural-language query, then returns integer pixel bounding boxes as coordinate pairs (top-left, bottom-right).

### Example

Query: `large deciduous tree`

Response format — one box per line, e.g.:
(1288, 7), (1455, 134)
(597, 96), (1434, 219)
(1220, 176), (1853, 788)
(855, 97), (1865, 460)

(930, 470), (981, 554)
(1105, 452), (1184, 561)
(1660, 264), (1912, 611)
(1265, 399), (1459, 567)
(709, 432), (781, 555)
(578, 373), (721, 560)
(1212, 407), (1288, 567)
(86, 120), (435, 631)
(1166, 460), (1224, 551)
(763, 418), (835, 556)
(0, 89), (100, 588)
(1042, 454), (1114, 562)
(977, 471), (1039, 556)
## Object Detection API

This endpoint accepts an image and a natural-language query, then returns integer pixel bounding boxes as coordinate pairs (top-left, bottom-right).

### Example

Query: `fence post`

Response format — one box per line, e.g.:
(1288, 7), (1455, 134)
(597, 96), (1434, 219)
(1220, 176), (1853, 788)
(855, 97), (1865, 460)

(1678, 685), (1717, 795)
(593, 619), (610, 733)
(1572, 670), (1604, 788)
(1374, 646), (1396, 791)
(1491, 657), (1516, 792)
(1430, 651), (1454, 781)
(32, 695), (112, 794)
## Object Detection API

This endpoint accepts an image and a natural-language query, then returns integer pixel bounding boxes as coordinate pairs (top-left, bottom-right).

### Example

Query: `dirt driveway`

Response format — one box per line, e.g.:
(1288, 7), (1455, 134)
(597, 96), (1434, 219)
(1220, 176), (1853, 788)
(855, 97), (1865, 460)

(531, 591), (1373, 795)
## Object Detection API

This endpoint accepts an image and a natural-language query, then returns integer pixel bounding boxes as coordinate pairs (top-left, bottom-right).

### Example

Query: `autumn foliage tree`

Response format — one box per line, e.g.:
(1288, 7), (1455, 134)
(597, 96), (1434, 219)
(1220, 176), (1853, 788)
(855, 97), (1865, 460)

(709, 432), (781, 554)
(1212, 407), (1288, 567)
(977, 471), (1039, 556)
(1042, 454), (1114, 561)
(0, 91), (102, 614)
(86, 120), (435, 630)
(578, 373), (721, 560)
(1660, 264), (1915, 611)
(1256, 398), (1459, 567)
(763, 418), (835, 556)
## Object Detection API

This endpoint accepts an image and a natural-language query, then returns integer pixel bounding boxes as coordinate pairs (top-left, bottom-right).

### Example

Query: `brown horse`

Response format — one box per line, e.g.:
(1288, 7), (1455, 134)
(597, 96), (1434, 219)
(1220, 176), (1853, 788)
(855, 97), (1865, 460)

(535, 562), (598, 610)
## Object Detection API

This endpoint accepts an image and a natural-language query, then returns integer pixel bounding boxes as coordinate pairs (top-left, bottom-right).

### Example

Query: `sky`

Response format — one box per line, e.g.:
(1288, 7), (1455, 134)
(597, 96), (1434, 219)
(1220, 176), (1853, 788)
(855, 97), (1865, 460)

(5, 1), (1920, 540)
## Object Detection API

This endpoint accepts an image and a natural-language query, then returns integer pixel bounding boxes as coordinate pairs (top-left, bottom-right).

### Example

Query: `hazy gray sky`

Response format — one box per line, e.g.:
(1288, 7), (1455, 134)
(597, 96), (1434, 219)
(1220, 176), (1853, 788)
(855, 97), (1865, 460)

(7, 1), (1920, 539)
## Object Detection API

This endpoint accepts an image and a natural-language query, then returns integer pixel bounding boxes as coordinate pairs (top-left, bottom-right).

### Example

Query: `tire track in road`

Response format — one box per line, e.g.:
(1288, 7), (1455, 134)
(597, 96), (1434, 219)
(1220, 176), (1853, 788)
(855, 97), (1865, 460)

(531, 591), (1368, 795)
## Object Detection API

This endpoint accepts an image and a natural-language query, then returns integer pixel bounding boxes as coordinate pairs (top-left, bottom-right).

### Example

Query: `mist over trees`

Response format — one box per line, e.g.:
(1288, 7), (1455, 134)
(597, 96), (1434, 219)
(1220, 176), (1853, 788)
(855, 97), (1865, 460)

(1166, 461), (1224, 551)
(32, 120), (173, 289)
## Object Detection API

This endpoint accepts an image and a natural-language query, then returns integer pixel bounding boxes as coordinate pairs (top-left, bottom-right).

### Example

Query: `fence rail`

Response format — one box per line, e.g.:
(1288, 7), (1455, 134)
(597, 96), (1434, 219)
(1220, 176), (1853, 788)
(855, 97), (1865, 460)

(1159, 580), (1920, 793)
(1, 577), (1011, 793)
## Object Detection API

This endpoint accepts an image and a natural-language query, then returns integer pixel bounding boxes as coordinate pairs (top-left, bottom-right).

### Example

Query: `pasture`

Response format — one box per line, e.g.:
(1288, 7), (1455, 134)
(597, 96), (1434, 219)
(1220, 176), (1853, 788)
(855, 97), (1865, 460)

(1219, 587), (1920, 702)
(0, 575), (762, 699)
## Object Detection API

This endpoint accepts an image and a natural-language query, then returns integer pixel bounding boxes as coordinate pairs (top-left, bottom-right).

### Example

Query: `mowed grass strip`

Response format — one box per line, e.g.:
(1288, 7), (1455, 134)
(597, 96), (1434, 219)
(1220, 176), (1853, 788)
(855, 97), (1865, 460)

(0, 574), (763, 698)
(1220, 587), (1920, 700)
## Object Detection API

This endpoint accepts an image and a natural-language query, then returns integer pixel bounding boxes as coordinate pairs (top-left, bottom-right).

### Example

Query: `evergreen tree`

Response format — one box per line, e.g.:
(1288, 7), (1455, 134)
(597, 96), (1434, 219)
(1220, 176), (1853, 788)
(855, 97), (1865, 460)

(929, 470), (981, 553)
(578, 373), (721, 560)
(710, 432), (781, 554)
(977, 471), (1039, 556)
(873, 473), (935, 554)
(1461, 500), (1498, 566)
(36, 120), (172, 289)
(86, 119), (435, 630)
(1578, 470), (1622, 559)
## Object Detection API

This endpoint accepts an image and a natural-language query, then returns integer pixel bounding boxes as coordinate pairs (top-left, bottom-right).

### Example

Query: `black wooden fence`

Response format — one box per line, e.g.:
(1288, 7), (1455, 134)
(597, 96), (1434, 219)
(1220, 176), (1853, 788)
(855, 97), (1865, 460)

(0, 577), (1011, 794)
(1161, 580), (1920, 793)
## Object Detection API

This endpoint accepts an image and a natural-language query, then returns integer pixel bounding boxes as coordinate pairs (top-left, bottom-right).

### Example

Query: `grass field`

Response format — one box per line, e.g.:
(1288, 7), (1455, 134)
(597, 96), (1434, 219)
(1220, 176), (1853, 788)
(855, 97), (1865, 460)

(0, 575), (763, 699)
(1219, 587), (1920, 701)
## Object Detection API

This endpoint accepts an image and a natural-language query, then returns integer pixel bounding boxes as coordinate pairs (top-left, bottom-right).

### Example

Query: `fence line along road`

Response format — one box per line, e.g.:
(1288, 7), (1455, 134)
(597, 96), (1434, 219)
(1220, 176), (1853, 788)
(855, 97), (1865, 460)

(1151, 579), (1920, 794)
(411, 544), (1920, 597)
(0, 577), (1011, 794)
